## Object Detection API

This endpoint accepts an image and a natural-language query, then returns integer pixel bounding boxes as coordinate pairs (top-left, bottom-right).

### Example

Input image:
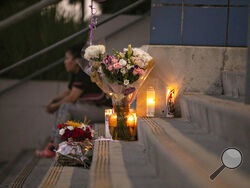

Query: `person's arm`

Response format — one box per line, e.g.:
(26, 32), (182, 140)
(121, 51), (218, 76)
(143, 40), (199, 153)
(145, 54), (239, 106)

(46, 87), (83, 113)
(49, 89), (71, 104)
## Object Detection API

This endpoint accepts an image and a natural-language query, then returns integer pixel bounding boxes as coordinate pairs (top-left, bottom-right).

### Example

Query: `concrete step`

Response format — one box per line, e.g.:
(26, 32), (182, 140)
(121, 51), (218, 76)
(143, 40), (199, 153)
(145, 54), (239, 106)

(89, 139), (167, 188)
(222, 71), (246, 98)
(0, 149), (38, 187)
(138, 118), (250, 188)
(180, 93), (250, 149)
(0, 123), (105, 187)
(2, 117), (249, 188)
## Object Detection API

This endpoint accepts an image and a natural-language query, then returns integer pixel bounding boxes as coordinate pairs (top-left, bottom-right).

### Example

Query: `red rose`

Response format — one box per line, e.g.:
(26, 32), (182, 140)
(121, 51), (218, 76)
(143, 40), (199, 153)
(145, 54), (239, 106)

(57, 123), (66, 129)
(84, 127), (92, 140)
(87, 131), (92, 140)
(72, 128), (85, 141)
(62, 129), (72, 141)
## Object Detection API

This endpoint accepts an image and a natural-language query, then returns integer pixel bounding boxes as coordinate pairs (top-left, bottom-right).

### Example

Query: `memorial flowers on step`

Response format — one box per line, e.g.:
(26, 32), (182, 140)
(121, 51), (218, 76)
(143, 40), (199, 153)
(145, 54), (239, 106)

(83, 44), (154, 141)
(55, 120), (94, 168)
(57, 121), (94, 141)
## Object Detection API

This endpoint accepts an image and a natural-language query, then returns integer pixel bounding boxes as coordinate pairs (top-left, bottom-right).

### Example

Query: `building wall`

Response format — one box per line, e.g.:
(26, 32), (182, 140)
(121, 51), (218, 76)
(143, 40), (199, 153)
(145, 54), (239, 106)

(150, 0), (249, 46)
(136, 45), (247, 117)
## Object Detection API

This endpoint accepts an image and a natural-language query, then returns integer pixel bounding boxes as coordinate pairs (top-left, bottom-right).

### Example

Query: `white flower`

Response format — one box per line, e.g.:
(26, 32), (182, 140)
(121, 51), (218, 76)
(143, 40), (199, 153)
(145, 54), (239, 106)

(126, 64), (133, 69)
(59, 128), (65, 135)
(119, 52), (125, 58)
(133, 48), (145, 56)
(120, 68), (127, 74)
(84, 45), (105, 61)
(67, 126), (74, 131)
(132, 48), (153, 68)
(98, 45), (105, 54)
(123, 48), (128, 53)
(81, 123), (86, 131)
(119, 59), (127, 66)
(124, 79), (129, 86)
(135, 59), (147, 68)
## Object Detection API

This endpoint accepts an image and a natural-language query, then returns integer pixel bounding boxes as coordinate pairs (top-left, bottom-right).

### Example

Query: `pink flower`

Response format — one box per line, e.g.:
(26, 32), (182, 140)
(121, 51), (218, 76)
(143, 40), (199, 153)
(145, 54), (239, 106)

(114, 63), (122, 69)
(108, 65), (113, 71)
(138, 69), (144, 76)
(112, 58), (118, 64)
(133, 68), (144, 76)
(133, 69), (139, 75)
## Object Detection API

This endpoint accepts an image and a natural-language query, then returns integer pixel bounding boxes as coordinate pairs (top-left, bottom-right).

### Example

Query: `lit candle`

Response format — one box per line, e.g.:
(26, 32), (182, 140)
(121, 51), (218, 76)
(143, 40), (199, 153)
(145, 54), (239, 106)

(166, 87), (176, 118)
(109, 113), (117, 127)
(126, 112), (137, 136)
(127, 113), (136, 127)
(147, 87), (155, 117)
(105, 109), (113, 138)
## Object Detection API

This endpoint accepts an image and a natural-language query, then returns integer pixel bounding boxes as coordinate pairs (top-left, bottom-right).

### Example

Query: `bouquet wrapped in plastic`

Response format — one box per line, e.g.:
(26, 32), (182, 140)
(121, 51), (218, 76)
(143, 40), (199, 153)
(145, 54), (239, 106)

(82, 44), (154, 141)
(56, 120), (94, 168)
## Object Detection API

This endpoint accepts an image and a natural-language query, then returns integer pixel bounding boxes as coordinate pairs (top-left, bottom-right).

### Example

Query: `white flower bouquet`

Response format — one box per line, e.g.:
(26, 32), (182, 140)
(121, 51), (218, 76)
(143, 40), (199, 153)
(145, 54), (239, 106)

(83, 44), (154, 140)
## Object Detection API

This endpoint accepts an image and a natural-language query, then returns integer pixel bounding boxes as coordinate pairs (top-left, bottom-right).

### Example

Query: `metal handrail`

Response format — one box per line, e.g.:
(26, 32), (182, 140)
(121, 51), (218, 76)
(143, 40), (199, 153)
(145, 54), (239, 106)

(0, 58), (64, 97)
(0, 0), (145, 75)
(0, 0), (60, 31)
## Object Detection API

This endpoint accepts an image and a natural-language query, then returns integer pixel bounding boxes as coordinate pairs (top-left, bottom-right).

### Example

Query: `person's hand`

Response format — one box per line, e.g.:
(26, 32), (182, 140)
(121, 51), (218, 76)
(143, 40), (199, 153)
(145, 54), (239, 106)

(46, 103), (57, 114)
(49, 98), (58, 104)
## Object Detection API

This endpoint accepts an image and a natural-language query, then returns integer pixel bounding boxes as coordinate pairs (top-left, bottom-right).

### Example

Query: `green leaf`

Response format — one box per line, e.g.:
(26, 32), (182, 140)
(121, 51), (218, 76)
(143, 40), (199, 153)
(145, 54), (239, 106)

(127, 44), (133, 58)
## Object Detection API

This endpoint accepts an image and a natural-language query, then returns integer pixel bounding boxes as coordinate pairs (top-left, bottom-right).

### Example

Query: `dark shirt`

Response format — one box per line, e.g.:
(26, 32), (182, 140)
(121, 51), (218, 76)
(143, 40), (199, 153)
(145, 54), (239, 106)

(68, 69), (112, 106)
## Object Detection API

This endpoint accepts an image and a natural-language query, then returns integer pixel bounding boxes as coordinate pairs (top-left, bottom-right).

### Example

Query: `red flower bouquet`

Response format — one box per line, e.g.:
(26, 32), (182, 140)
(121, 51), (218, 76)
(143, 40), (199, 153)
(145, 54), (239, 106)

(56, 121), (94, 167)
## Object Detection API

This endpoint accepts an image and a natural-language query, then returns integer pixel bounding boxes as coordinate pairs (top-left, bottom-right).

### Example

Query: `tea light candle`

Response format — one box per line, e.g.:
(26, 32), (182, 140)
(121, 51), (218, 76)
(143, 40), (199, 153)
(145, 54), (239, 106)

(127, 113), (137, 127)
(109, 113), (117, 127)
(147, 87), (155, 117)
(126, 112), (137, 136)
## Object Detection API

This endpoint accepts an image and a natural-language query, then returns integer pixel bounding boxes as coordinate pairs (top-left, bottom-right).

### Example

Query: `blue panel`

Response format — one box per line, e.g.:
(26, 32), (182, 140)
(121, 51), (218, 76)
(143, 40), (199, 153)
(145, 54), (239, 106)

(150, 6), (182, 44)
(184, 0), (227, 5)
(183, 7), (227, 45)
(228, 8), (248, 46)
(231, 0), (248, 6)
(153, 0), (182, 4)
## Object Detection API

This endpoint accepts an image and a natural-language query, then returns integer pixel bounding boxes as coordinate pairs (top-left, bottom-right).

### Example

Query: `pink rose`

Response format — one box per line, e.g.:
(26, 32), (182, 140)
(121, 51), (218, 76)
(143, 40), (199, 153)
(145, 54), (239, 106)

(138, 69), (144, 76)
(114, 63), (122, 69)
(112, 58), (118, 64)
(133, 68), (144, 76)
(108, 65), (113, 71)
(133, 69), (139, 75)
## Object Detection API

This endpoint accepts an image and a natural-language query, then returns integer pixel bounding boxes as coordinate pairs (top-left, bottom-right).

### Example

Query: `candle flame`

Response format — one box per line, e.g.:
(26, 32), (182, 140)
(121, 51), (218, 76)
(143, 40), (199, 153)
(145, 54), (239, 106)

(127, 115), (134, 122)
(105, 109), (113, 115)
(147, 98), (155, 105)
(127, 113), (137, 127)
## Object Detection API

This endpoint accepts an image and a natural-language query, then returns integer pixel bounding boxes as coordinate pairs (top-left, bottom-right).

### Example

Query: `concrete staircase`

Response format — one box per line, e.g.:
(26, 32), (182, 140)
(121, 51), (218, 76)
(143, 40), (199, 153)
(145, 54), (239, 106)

(1, 116), (249, 188)
(1, 47), (249, 187)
